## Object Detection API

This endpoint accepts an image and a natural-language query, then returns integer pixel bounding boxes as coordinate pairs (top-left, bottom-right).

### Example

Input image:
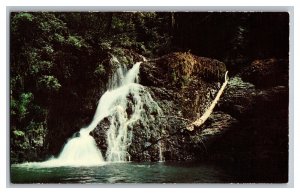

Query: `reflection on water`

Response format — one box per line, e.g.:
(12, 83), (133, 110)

(11, 162), (235, 184)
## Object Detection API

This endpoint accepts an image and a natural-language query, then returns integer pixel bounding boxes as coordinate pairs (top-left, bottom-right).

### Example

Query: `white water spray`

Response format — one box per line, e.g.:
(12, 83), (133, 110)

(158, 141), (164, 162)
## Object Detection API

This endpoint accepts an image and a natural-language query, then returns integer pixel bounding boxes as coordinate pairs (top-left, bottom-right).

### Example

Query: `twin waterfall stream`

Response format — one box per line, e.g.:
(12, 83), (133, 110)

(23, 57), (164, 167)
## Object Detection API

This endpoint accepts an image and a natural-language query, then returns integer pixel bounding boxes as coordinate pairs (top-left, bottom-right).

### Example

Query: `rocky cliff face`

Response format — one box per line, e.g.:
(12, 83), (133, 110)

(91, 52), (238, 161)
(91, 51), (288, 171)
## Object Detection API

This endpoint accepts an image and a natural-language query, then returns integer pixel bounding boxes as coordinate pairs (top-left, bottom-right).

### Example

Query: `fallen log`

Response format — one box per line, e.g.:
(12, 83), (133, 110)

(186, 71), (229, 131)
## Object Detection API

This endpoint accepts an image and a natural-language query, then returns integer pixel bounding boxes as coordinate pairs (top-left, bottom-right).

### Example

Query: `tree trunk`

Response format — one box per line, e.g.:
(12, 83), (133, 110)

(186, 71), (229, 131)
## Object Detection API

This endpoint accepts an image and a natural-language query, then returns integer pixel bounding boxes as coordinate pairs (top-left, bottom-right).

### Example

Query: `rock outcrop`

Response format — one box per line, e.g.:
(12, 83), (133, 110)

(240, 58), (288, 88)
(90, 52), (288, 167)
(91, 51), (238, 161)
(214, 60), (289, 183)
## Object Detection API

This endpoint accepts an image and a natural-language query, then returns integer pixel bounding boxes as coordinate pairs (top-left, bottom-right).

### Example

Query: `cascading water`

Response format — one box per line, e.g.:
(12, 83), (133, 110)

(19, 56), (164, 167)
(158, 141), (165, 162)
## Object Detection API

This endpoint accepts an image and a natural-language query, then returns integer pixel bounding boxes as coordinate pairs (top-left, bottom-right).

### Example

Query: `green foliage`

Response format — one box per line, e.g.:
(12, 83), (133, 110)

(94, 63), (106, 76)
(54, 33), (65, 43)
(100, 41), (112, 50)
(11, 120), (46, 163)
(38, 75), (61, 92)
(13, 130), (25, 137)
(11, 12), (34, 34)
(67, 35), (86, 49)
(112, 16), (128, 32)
(15, 12), (34, 22)
(42, 45), (54, 54)
(16, 92), (33, 120)
(10, 12), (104, 161)
(29, 61), (53, 75)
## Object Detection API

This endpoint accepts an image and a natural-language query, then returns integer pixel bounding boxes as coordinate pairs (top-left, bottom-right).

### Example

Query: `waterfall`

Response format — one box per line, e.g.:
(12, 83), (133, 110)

(104, 61), (143, 162)
(158, 141), (164, 162)
(18, 56), (164, 167)
(56, 60), (142, 165)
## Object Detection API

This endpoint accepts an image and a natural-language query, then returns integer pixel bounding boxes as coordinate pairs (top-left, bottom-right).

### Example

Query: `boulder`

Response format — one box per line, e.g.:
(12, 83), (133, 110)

(240, 58), (288, 88)
(135, 52), (232, 161)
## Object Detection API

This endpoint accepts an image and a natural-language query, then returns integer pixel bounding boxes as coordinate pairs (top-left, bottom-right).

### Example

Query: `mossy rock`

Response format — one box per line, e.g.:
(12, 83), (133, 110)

(156, 52), (227, 85)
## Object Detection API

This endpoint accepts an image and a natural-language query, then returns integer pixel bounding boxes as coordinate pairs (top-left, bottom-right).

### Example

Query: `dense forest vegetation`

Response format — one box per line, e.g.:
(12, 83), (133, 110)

(10, 12), (289, 164)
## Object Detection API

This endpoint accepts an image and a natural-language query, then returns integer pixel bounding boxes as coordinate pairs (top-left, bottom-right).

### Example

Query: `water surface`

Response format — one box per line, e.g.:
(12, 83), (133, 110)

(11, 162), (235, 184)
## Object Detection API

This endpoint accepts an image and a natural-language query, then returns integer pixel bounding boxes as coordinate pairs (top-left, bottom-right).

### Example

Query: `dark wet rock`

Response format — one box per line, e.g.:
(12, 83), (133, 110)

(138, 57), (288, 163)
(130, 52), (232, 161)
(161, 111), (237, 161)
(140, 52), (225, 121)
(240, 58), (288, 88)
(128, 110), (167, 162)
(218, 76), (256, 118)
(196, 112), (238, 144)
(218, 75), (288, 120)
(90, 117), (111, 156)
(210, 73), (288, 182)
